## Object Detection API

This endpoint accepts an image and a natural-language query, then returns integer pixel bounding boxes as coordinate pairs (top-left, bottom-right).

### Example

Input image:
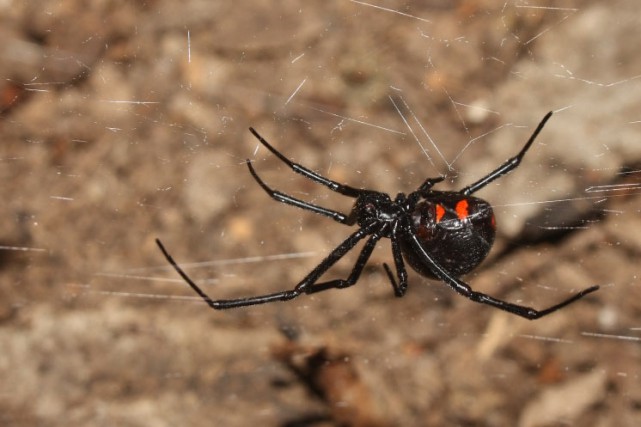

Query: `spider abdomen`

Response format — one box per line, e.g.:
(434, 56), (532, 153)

(401, 194), (496, 279)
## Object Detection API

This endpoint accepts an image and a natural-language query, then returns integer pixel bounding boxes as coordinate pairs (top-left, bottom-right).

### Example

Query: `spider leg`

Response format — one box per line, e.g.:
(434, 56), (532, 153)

(405, 232), (599, 320)
(382, 232), (409, 297)
(417, 176), (446, 194)
(303, 232), (382, 294)
(460, 111), (553, 196)
(249, 127), (363, 198)
(156, 238), (224, 307)
(155, 223), (377, 309)
(247, 160), (353, 225)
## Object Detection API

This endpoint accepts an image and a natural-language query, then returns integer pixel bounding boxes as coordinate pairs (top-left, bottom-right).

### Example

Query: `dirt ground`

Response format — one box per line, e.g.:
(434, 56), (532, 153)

(1, 1), (641, 426)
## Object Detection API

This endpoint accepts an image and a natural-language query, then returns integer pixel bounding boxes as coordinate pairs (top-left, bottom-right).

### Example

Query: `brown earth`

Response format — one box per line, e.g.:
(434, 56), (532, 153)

(1, 1), (641, 426)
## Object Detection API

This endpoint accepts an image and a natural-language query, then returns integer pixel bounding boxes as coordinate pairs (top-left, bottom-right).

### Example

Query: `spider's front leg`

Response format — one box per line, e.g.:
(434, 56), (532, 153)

(155, 222), (383, 309)
(246, 160), (354, 225)
(248, 127), (362, 197)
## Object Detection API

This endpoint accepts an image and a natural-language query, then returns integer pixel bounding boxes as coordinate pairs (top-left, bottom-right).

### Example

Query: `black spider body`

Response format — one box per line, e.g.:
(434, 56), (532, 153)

(156, 111), (599, 320)
(402, 193), (496, 279)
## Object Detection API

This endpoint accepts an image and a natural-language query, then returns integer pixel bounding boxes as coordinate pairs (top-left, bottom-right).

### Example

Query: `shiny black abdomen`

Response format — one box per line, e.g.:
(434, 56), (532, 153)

(401, 193), (496, 279)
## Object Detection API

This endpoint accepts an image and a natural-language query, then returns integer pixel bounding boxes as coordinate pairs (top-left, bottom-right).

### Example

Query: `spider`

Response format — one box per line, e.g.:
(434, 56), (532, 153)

(156, 111), (599, 319)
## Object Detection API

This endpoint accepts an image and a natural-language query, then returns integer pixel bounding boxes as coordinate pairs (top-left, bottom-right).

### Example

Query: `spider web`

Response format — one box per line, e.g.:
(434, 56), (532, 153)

(1, 0), (640, 425)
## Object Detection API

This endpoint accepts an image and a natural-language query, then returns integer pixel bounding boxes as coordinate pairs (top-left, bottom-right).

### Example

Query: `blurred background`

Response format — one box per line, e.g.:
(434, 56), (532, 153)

(1, 1), (640, 425)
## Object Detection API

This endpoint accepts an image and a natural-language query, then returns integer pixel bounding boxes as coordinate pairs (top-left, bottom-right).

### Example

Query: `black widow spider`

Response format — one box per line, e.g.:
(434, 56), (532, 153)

(156, 111), (599, 320)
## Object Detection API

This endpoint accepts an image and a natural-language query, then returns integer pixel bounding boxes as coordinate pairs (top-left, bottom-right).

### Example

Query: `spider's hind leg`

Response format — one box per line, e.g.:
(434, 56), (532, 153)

(404, 232), (599, 320)
(417, 176), (446, 194)
(460, 111), (553, 196)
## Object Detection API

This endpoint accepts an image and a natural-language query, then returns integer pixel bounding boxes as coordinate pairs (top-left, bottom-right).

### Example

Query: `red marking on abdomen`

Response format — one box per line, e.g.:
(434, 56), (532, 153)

(455, 199), (469, 220)
(435, 204), (445, 222)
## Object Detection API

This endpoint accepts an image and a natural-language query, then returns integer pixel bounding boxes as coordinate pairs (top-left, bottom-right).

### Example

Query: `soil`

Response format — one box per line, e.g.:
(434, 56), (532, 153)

(1, 1), (641, 426)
